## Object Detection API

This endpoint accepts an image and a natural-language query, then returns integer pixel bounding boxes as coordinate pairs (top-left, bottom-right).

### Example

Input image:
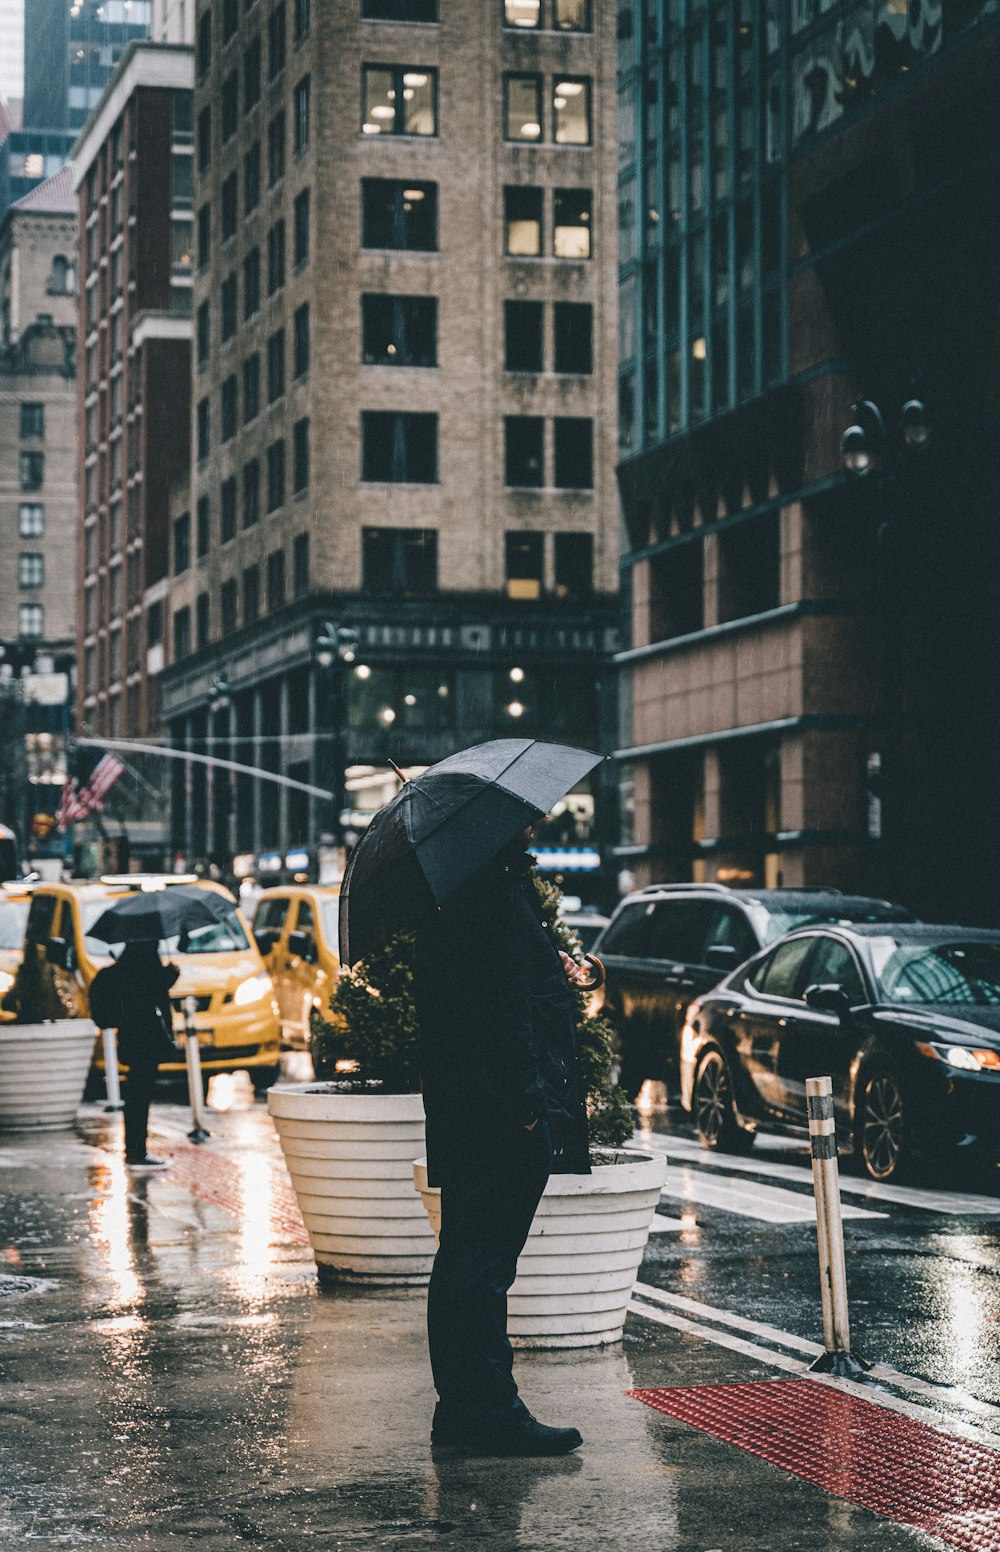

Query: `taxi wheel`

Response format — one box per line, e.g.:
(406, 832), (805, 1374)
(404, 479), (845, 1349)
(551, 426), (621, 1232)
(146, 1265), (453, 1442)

(693, 1049), (755, 1155)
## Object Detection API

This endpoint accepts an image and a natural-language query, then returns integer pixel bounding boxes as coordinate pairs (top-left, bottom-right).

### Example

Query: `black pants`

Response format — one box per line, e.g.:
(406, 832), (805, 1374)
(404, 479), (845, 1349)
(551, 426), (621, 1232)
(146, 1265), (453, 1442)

(123, 1055), (159, 1162)
(427, 1120), (551, 1423)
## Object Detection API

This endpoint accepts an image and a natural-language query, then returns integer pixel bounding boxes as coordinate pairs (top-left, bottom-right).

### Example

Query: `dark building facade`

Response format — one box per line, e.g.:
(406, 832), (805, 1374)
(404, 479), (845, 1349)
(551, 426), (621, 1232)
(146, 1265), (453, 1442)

(616, 0), (1000, 923)
(24, 0), (151, 133)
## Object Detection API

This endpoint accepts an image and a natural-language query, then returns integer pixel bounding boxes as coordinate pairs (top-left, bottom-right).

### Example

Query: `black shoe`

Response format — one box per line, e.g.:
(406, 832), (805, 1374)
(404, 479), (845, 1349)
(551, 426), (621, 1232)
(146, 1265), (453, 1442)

(432, 1405), (582, 1457)
(127, 1154), (171, 1171)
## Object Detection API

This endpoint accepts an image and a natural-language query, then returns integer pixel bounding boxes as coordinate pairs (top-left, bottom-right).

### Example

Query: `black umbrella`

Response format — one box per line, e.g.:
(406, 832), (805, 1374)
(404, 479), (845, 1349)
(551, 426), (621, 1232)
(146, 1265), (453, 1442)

(87, 884), (236, 946)
(339, 738), (604, 966)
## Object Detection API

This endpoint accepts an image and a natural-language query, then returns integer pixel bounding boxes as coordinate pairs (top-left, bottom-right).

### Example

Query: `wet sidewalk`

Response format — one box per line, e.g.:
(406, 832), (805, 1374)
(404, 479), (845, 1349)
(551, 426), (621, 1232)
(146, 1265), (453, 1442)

(0, 1093), (987, 1551)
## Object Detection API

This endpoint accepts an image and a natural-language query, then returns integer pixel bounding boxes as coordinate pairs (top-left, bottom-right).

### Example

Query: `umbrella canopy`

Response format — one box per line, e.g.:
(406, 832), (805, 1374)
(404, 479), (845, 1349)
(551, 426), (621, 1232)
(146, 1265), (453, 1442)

(87, 884), (236, 946)
(339, 738), (603, 966)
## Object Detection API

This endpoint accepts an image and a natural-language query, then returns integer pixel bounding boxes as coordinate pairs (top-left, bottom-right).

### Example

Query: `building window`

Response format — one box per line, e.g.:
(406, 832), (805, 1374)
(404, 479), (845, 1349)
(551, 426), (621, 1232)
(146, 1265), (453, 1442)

(362, 178), (437, 250)
(243, 564), (260, 625)
(267, 219), (285, 293)
(267, 328), (286, 402)
(223, 0), (239, 42)
(268, 110), (286, 184)
(221, 579), (238, 635)
(18, 553), (44, 589)
(293, 531), (309, 597)
(244, 140), (261, 212)
(221, 272), (238, 340)
(717, 513), (781, 624)
(554, 188), (591, 258)
(221, 375), (238, 442)
(221, 171), (238, 241)
(19, 452), (43, 490)
(18, 503), (43, 538)
(243, 458), (261, 527)
(504, 417), (544, 487)
(293, 417), (310, 492)
(267, 439), (286, 511)
(294, 0), (311, 40)
(222, 71), (239, 142)
(268, 0), (287, 79)
(293, 303), (310, 378)
(553, 417), (593, 488)
(267, 549), (286, 611)
(243, 246), (261, 318)
(196, 300), (210, 365)
(555, 0), (591, 29)
(196, 592), (210, 650)
(48, 255), (75, 294)
(362, 528), (437, 595)
(197, 203), (211, 269)
(554, 301), (592, 373)
(554, 531), (593, 598)
(504, 1), (540, 27)
(361, 294), (437, 367)
(553, 78), (591, 144)
(504, 74), (542, 142)
(504, 186), (542, 256)
(294, 75), (310, 153)
(505, 532), (544, 600)
(361, 412), (438, 483)
(293, 187), (310, 266)
(173, 605), (191, 658)
(20, 403), (44, 439)
(349, 664), (453, 731)
(244, 33), (262, 111)
(362, 65), (437, 137)
(362, 0), (438, 17)
(221, 475), (238, 541)
(243, 352), (261, 421)
(173, 511), (191, 574)
(197, 9), (212, 77)
(196, 495), (210, 557)
(505, 300), (543, 372)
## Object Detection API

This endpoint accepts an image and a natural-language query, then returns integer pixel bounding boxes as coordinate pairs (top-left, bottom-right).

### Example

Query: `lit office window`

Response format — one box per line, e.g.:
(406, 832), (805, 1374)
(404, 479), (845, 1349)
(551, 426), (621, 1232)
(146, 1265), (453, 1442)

(362, 65), (437, 136)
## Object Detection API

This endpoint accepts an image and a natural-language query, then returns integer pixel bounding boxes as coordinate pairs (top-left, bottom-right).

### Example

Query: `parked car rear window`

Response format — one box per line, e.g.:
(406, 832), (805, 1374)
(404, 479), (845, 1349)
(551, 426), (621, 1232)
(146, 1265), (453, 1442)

(644, 900), (716, 963)
(598, 901), (654, 956)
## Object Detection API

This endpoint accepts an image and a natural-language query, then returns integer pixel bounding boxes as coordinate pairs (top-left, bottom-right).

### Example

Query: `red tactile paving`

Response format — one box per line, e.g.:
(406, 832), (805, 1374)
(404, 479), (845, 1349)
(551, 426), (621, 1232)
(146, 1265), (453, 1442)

(156, 1139), (310, 1247)
(629, 1379), (1000, 1552)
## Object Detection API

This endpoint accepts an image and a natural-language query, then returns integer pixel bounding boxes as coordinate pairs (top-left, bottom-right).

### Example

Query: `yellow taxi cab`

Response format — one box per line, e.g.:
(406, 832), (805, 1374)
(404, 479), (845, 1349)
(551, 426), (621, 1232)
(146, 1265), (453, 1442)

(25, 875), (282, 1090)
(251, 885), (340, 1049)
(0, 882), (36, 1022)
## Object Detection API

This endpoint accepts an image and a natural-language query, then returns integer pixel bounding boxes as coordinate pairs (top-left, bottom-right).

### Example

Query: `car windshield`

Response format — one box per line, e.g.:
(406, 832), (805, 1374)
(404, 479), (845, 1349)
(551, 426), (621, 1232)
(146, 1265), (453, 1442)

(867, 937), (1000, 1007)
(82, 899), (250, 960)
(763, 904), (910, 944)
(0, 900), (29, 950)
(321, 899), (340, 951)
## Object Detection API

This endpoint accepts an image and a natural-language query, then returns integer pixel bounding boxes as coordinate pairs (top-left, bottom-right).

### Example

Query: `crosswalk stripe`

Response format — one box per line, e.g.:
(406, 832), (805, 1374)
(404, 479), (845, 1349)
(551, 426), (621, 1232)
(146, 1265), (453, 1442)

(659, 1162), (884, 1224)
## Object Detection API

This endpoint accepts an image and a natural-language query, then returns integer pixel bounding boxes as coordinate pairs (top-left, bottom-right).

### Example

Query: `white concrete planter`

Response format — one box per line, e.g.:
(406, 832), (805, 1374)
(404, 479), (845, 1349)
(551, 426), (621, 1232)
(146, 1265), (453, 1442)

(0, 1019), (96, 1132)
(268, 1083), (436, 1284)
(414, 1149), (667, 1349)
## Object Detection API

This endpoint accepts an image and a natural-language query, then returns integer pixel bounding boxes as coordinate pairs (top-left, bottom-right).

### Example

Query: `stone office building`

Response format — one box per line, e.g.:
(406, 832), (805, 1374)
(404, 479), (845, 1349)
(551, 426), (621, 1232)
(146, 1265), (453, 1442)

(162, 0), (620, 885)
(615, 0), (1000, 922)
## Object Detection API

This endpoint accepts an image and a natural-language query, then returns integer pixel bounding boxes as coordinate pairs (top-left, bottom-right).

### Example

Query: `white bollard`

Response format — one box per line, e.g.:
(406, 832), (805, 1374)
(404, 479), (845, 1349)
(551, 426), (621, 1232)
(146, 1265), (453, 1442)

(182, 995), (211, 1144)
(806, 1075), (869, 1377)
(101, 1027), (123, 1112)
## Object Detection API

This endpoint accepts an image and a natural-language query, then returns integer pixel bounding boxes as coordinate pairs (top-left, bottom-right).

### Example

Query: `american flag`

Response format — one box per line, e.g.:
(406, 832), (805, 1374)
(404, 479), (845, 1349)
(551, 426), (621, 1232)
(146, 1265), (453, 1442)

(57, 754), (125, 831)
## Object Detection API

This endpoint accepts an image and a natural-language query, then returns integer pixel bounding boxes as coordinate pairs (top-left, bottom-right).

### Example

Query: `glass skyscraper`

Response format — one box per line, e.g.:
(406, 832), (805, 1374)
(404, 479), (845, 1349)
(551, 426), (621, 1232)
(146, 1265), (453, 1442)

(24, 0), (151, 132)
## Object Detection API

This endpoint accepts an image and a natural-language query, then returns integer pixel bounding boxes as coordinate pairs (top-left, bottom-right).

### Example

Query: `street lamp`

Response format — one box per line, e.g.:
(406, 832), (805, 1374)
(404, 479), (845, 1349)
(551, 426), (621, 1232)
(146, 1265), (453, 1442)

(315, 622), (360, 854)
(840, 397), (930, 476)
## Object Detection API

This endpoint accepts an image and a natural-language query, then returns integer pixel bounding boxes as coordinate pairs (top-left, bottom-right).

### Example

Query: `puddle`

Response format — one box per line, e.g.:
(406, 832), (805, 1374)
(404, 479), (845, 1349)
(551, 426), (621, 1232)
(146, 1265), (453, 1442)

(0, 1273), (57, 1298)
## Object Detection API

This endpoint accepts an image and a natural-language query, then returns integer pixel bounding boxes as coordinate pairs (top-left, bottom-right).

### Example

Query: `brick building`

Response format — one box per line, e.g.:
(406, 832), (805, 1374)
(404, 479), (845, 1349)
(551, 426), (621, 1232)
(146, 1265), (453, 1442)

(162, 0), (620, 887)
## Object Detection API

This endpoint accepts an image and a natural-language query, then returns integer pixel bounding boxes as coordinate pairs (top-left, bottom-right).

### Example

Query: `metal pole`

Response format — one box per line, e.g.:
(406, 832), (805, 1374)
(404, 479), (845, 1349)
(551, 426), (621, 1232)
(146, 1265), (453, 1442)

(806, 1075), (870, 1377)
(182, 995), (211, 1144)
(101, 1026), (123, 1112)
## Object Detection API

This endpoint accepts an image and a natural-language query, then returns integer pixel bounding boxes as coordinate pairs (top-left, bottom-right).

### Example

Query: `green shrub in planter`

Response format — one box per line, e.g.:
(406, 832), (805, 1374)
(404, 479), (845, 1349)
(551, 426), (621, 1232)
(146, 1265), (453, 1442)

(310, 876), (633, 1148)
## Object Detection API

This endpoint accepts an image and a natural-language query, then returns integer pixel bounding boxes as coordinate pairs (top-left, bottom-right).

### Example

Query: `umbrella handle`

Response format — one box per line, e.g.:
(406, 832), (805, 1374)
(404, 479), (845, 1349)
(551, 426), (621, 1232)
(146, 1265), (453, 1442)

(575, 954), (606, 992)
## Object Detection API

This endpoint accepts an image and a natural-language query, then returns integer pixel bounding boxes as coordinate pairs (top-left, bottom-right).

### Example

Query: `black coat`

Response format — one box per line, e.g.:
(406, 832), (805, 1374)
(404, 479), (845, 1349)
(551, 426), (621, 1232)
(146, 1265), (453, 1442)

(89, 951), (179, 1068)
(414, 846), (590, 1186)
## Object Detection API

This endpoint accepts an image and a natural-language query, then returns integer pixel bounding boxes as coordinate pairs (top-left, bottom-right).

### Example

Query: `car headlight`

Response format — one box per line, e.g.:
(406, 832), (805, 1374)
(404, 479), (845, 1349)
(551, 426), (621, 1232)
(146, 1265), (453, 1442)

(0, 969), (13, 996)
(916, 1041), (1000, 1072)
(233, 972), (274, 1007)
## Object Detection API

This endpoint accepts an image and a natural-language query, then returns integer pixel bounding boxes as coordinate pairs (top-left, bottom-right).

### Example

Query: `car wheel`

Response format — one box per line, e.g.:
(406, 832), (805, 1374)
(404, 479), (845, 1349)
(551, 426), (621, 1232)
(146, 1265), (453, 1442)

(854, 1065), (909, 1182)
(693, 1049), (755, 1154)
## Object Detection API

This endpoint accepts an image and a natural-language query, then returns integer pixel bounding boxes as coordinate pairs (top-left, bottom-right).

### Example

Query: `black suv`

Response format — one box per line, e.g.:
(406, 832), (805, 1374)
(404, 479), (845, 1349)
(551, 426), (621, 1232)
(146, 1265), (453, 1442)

(591, 884), (915, 1100)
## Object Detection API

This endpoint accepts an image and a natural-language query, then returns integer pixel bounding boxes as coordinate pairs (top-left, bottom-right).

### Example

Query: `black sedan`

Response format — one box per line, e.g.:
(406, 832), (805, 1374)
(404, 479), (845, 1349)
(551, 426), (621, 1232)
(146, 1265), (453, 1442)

(679, 923), (1000, 1181)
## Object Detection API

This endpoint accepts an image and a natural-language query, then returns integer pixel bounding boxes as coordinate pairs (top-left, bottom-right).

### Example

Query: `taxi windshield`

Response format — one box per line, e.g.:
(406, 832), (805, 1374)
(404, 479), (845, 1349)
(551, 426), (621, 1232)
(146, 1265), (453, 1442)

(867, 937), (1000, 1007)
(0, 899), (29, 950)
(82, 899), (250, 960)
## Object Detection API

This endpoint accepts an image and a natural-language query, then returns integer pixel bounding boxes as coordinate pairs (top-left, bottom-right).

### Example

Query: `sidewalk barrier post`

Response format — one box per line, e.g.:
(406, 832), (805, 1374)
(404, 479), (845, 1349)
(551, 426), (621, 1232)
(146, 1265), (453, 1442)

(806, 1075), (870, 1377)
(182, 995), (211, 1145)
(101, 1027), (123, 1113)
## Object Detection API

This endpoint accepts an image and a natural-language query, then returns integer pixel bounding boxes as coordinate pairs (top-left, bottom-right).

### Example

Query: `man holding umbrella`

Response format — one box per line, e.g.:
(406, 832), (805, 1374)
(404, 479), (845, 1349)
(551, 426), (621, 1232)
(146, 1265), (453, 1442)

(339, 739), (604, 1457)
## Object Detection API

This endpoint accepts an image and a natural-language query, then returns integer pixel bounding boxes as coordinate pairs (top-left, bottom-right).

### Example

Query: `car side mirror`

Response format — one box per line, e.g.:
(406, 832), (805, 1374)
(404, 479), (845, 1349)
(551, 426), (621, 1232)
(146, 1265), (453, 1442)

(804, 983), (853, 1018)
(288, 929), (315, 961)
(705, 943), (740, 971)
(46, 936), (68, 969)
(253, 929), (276, 956)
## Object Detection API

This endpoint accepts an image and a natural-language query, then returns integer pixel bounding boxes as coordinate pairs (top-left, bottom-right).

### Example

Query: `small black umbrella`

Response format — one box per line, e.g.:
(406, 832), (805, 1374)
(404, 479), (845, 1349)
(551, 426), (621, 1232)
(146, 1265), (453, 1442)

(87, 884), (236, 946)
(339, 738), (604, 966)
